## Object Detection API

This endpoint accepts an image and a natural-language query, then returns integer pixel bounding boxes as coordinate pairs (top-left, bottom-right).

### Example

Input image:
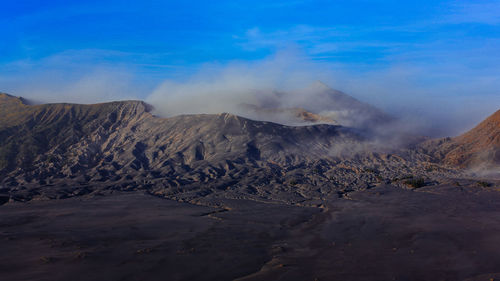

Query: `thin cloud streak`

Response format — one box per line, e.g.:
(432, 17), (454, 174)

(444, 1), (500, 25)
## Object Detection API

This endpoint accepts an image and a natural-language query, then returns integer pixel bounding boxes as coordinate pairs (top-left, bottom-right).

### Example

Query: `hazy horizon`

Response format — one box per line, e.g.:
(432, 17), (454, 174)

(2, 0), (500, 136)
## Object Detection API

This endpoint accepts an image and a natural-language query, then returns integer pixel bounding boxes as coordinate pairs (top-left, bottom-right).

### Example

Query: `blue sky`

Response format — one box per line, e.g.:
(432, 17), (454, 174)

(1, 0), (500, 135)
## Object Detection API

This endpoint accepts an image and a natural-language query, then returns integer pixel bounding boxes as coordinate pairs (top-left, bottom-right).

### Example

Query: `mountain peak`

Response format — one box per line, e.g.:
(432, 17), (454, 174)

(309, 80), (332, 91)
(0, 92), (28, 105)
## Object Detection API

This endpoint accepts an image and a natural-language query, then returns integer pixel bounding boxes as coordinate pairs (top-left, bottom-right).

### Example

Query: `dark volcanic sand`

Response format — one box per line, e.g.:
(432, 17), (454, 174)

(0, 191), (318, 281)
(2, 184), (500, 281)
(241, 184), (500, 281)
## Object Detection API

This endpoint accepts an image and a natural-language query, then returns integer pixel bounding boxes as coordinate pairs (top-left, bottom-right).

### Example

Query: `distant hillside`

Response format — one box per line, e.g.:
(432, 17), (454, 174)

(238, 81), (393, 129)
(419, 109), (500, 171)
(444, 110), (500, 168)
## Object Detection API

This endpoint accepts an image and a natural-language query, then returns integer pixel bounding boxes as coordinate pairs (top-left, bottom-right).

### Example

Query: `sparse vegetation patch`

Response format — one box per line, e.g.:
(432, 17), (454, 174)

(404, 177), (426, 188)
(477, 181), (491, 187)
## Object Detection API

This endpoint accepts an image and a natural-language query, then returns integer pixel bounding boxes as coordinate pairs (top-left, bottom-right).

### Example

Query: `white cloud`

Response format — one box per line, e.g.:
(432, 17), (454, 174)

(1, 46), (499, 137)
(146, 50), (332, 117)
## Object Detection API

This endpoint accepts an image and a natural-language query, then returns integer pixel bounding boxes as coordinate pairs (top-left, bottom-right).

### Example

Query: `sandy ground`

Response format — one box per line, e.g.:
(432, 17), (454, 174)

(2, 184), (500, 281)
(0, 191), (318, 281)
(242, 184), (500, 281)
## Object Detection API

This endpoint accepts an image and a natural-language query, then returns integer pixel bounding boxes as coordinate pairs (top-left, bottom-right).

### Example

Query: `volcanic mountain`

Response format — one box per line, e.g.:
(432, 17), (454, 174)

(4, 86), (499, 204)
(0, 90), (454, 204)
(411, 109), (500, 178)
(234, 81), (393, 128)
(433, 109), (500, 169)
(149, 81), (393, 129)
(2, 90), (500, 281)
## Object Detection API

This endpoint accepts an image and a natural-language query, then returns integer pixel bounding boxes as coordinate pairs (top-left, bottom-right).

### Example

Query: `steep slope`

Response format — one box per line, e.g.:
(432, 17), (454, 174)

(443, 109), (500, 168)
(0, 93), (151, 173)
(417, 109), (500, 172)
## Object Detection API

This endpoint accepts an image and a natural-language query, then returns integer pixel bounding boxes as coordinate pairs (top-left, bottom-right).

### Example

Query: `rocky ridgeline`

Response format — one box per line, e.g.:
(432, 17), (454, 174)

(0, 93), (482, 205)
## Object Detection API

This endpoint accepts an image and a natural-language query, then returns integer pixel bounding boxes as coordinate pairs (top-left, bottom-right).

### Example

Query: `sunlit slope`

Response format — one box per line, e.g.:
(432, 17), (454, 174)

(444, 109), (500, 168)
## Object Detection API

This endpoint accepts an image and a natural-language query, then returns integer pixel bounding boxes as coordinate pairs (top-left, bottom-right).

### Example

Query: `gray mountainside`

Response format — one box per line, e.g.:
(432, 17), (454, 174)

(0, 92), (460, 205)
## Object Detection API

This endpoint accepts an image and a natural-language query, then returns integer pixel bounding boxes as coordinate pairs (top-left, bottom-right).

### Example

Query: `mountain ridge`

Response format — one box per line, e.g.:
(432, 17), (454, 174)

(1, 91), (497, 205)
